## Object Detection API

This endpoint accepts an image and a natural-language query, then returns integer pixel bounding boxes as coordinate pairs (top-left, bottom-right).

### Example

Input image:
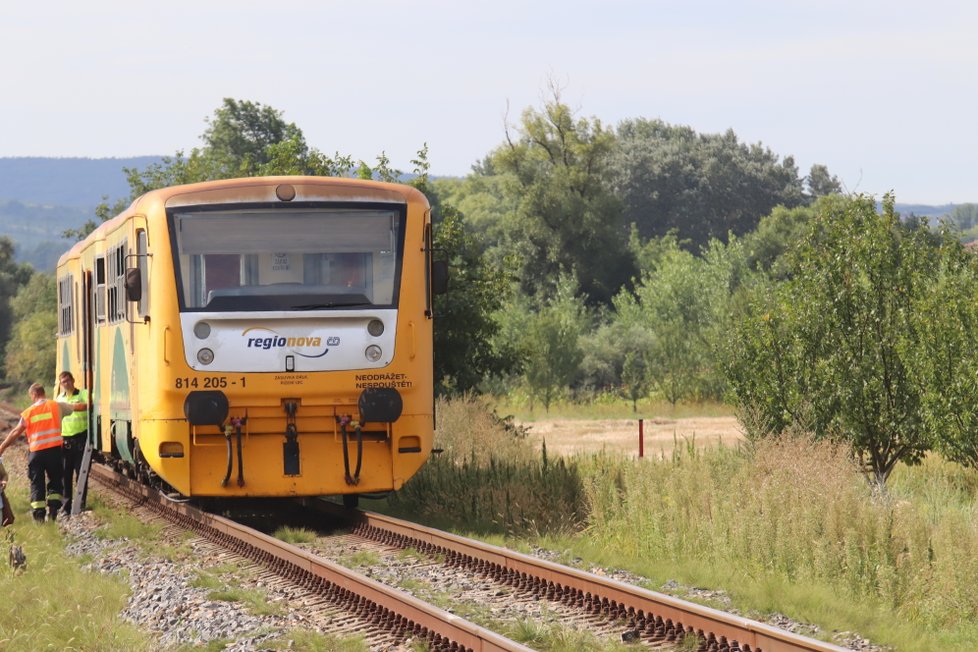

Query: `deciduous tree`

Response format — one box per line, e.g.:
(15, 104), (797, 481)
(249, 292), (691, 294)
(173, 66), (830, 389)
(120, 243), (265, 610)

(0, 237), (34, 378)
(489, 85), (635, 305)
(519, 276), (588, 412)
(612, 118), (807, 249)
(3, 272), (56, 385)
(909, 232), (978, 468)
(723, 195), (937, 486)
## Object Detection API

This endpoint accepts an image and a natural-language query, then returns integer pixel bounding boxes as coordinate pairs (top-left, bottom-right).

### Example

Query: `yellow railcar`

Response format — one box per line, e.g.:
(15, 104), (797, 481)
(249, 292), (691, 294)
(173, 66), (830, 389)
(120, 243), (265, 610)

(56, 177), (441, 504)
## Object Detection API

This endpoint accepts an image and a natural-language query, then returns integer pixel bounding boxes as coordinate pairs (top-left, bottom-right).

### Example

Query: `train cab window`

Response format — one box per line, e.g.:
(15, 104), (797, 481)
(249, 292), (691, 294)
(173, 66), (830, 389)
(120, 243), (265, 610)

(170, 207), (405, 311)
(136, 229), (149, 317)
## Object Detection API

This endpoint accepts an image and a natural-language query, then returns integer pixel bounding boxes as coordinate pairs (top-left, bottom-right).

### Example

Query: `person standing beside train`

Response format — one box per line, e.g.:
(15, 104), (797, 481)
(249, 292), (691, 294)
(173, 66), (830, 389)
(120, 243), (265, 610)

(56, 371), (89, 515)
(0, 382), (85, 522)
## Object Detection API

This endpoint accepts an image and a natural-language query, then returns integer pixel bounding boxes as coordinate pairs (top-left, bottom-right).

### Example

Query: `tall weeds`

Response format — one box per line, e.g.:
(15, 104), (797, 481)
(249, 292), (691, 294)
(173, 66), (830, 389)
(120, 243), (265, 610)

(400, 397), (978, 638)
(582, 436), (978, 631)
(392, 395), (585, 535)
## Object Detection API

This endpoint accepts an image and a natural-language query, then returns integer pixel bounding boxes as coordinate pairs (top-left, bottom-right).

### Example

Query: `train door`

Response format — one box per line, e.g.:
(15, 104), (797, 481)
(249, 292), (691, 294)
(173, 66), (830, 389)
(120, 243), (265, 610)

(84, 267), (98, 450)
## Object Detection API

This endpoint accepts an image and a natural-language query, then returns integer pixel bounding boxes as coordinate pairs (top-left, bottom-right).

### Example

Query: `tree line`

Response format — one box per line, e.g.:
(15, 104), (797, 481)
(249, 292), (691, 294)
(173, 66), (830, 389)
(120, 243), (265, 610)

(2, 91), (978, 487)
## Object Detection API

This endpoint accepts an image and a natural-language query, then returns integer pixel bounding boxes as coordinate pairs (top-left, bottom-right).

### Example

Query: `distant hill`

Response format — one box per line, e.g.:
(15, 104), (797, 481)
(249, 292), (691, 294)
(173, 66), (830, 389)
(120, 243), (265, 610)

(0, 157), (162, 271)
(894, 203), (958, 225)
(0, 156), (162, 207)
(0, 199), (90, 271)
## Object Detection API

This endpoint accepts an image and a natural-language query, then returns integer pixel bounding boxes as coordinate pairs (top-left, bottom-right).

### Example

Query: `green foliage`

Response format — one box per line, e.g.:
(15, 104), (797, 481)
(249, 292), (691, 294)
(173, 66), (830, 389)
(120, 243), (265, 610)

(579, 438), (978, 649)
(63, 98), (358, 241)
(267, 630), (370, 652)
(722, 195), (939, 485)
(946, 203), (978, 232)
(410, 147), (518, 394)
(431, 175), (514, 248)
(612, 118), (807, 248)
(805, 163), (843, 198)
(518, 277), (589, 412)
(735, 202), (819, 277)
(620, 348), (651, 413)
(510, 617), (632, 651)
(0, 237), (34, 378)
(273, 525), (317, 544)
(488, 84), (635, 305)
(3, 272), (56, 386)
(431, 210), (517, 394)
(0, 468), (155, 650)
(615, 238), (732, 405)
(201, 98), (304, 175)
(397, 398), (978, 649)
(390, 396), (583, 535)
(908, 232), (978, 468)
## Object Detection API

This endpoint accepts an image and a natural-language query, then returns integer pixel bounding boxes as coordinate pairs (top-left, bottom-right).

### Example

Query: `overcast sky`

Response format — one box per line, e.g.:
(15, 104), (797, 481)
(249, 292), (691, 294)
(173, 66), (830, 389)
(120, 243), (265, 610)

(1, 1), (975, 204)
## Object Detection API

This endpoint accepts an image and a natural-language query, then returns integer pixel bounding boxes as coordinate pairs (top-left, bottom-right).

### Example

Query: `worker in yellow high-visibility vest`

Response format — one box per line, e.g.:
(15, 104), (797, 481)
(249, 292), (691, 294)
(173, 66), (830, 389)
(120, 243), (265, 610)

(56, 371), (89, 516)
(0, 383), (86, 522)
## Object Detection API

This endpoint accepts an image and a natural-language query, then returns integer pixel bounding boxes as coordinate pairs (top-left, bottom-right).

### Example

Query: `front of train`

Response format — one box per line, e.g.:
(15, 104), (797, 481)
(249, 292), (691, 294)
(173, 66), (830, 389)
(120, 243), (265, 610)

(134, 177), (436, 501)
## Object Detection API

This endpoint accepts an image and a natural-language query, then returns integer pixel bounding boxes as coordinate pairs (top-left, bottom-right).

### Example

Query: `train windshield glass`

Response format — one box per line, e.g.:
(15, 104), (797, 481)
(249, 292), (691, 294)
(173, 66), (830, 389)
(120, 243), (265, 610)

(170, 207), (404, 311)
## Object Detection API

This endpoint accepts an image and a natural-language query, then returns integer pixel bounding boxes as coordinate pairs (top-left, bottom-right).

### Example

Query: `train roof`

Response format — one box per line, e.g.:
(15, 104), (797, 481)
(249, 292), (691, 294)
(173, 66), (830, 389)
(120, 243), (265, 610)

(57, 176), (430, 267)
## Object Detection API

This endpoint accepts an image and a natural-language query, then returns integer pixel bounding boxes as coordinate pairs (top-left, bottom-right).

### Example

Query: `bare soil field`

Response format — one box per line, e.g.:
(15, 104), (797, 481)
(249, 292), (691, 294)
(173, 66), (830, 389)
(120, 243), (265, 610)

(518, 416), (744, 458)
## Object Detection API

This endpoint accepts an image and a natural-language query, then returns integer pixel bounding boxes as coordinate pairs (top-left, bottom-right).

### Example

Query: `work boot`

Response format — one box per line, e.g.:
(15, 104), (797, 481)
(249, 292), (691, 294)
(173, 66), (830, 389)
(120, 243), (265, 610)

(48, 507), (58, 522)
(32, 509), (45, 523)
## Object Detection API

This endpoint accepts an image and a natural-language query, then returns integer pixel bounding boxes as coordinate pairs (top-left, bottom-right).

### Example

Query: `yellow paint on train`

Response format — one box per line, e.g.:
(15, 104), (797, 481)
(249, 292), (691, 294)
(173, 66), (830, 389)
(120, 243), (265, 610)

(56, 177), (436, 501)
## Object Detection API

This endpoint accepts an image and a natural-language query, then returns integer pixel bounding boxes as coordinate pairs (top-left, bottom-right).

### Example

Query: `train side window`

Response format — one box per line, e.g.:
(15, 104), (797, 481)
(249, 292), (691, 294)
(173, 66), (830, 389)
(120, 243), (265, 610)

(95, 257), (106, 324)
(115, 243), (126, 322)
(105, 241), (127, 323)
(107, 250), (118, 323)
(57, 274), (73, 335)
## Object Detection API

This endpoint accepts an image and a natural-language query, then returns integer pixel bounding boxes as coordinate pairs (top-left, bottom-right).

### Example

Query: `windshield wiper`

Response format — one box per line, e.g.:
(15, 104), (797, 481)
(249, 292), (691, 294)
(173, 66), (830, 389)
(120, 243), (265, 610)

(290, 301), (372, 310)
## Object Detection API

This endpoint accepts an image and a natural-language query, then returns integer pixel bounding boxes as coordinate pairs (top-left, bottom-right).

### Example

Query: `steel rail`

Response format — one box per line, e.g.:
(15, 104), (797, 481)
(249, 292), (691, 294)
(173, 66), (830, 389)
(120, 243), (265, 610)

(88, 464), (533, 652)
(323, 503), (849, 652)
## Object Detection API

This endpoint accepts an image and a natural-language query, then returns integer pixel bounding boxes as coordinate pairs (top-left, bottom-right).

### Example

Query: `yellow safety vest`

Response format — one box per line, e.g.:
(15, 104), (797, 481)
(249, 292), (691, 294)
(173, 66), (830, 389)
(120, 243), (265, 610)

(59, 388), (88, 437)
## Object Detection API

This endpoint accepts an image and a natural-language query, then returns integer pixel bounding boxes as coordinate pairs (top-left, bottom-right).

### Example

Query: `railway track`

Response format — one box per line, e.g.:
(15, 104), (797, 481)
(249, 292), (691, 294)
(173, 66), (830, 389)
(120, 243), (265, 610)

(307, 502), (850, 652)
(89, 462), (530, 651)
(0, 403), (854, 650)
(85, 459), (847, 652)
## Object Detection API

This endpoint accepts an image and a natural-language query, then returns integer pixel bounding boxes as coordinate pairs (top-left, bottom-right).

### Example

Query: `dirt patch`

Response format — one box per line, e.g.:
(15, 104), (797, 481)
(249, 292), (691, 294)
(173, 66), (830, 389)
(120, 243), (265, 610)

(519, 416), (744, 458)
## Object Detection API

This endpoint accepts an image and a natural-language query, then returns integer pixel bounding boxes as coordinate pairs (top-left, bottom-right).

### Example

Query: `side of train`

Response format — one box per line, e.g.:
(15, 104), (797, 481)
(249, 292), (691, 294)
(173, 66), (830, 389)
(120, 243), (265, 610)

(55, 177), (440, 503)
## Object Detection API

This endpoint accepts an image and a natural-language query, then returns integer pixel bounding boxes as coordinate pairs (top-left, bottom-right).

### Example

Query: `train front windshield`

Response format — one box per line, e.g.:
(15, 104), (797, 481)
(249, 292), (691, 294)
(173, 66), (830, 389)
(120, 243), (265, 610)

(170, 206), (405, 311)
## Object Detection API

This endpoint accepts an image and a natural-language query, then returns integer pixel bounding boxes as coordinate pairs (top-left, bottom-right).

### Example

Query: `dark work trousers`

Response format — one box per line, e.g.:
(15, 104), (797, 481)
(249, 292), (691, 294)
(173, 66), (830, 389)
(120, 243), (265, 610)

(61, 434), (87, 512)
(27, 446), (64, 521)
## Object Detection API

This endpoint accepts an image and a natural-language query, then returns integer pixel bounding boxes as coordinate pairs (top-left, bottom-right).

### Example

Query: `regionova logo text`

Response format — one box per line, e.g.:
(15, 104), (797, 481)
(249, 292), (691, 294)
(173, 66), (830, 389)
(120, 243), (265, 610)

(242, 327), (337, 358)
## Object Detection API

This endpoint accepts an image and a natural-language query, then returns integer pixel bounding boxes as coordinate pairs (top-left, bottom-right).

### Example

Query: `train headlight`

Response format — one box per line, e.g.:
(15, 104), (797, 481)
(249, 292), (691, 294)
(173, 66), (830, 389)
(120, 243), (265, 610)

(193, 321), (211, 339)
(365, 345), (383, 362)
(197, 348), (215, 365)
(367, 319), (384, 337)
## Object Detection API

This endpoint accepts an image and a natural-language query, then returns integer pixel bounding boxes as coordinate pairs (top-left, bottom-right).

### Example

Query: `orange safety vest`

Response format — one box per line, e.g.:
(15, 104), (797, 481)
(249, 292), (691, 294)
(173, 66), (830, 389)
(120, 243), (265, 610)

(20, 400), (64, 452)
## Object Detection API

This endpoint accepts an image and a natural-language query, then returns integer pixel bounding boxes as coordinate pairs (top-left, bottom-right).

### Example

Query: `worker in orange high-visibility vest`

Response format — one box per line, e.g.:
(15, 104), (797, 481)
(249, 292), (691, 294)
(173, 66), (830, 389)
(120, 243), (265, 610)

(0, 383), (86, 523)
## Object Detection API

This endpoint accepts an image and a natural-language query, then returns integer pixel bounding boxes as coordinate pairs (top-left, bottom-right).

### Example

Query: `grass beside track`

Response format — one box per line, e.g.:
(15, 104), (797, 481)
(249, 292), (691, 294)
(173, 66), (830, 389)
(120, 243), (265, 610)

(0, 449), (155, 650)
(379, 395), (978, 652)
(0, 442), (375, 651)
(3, 393), (977, 650)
